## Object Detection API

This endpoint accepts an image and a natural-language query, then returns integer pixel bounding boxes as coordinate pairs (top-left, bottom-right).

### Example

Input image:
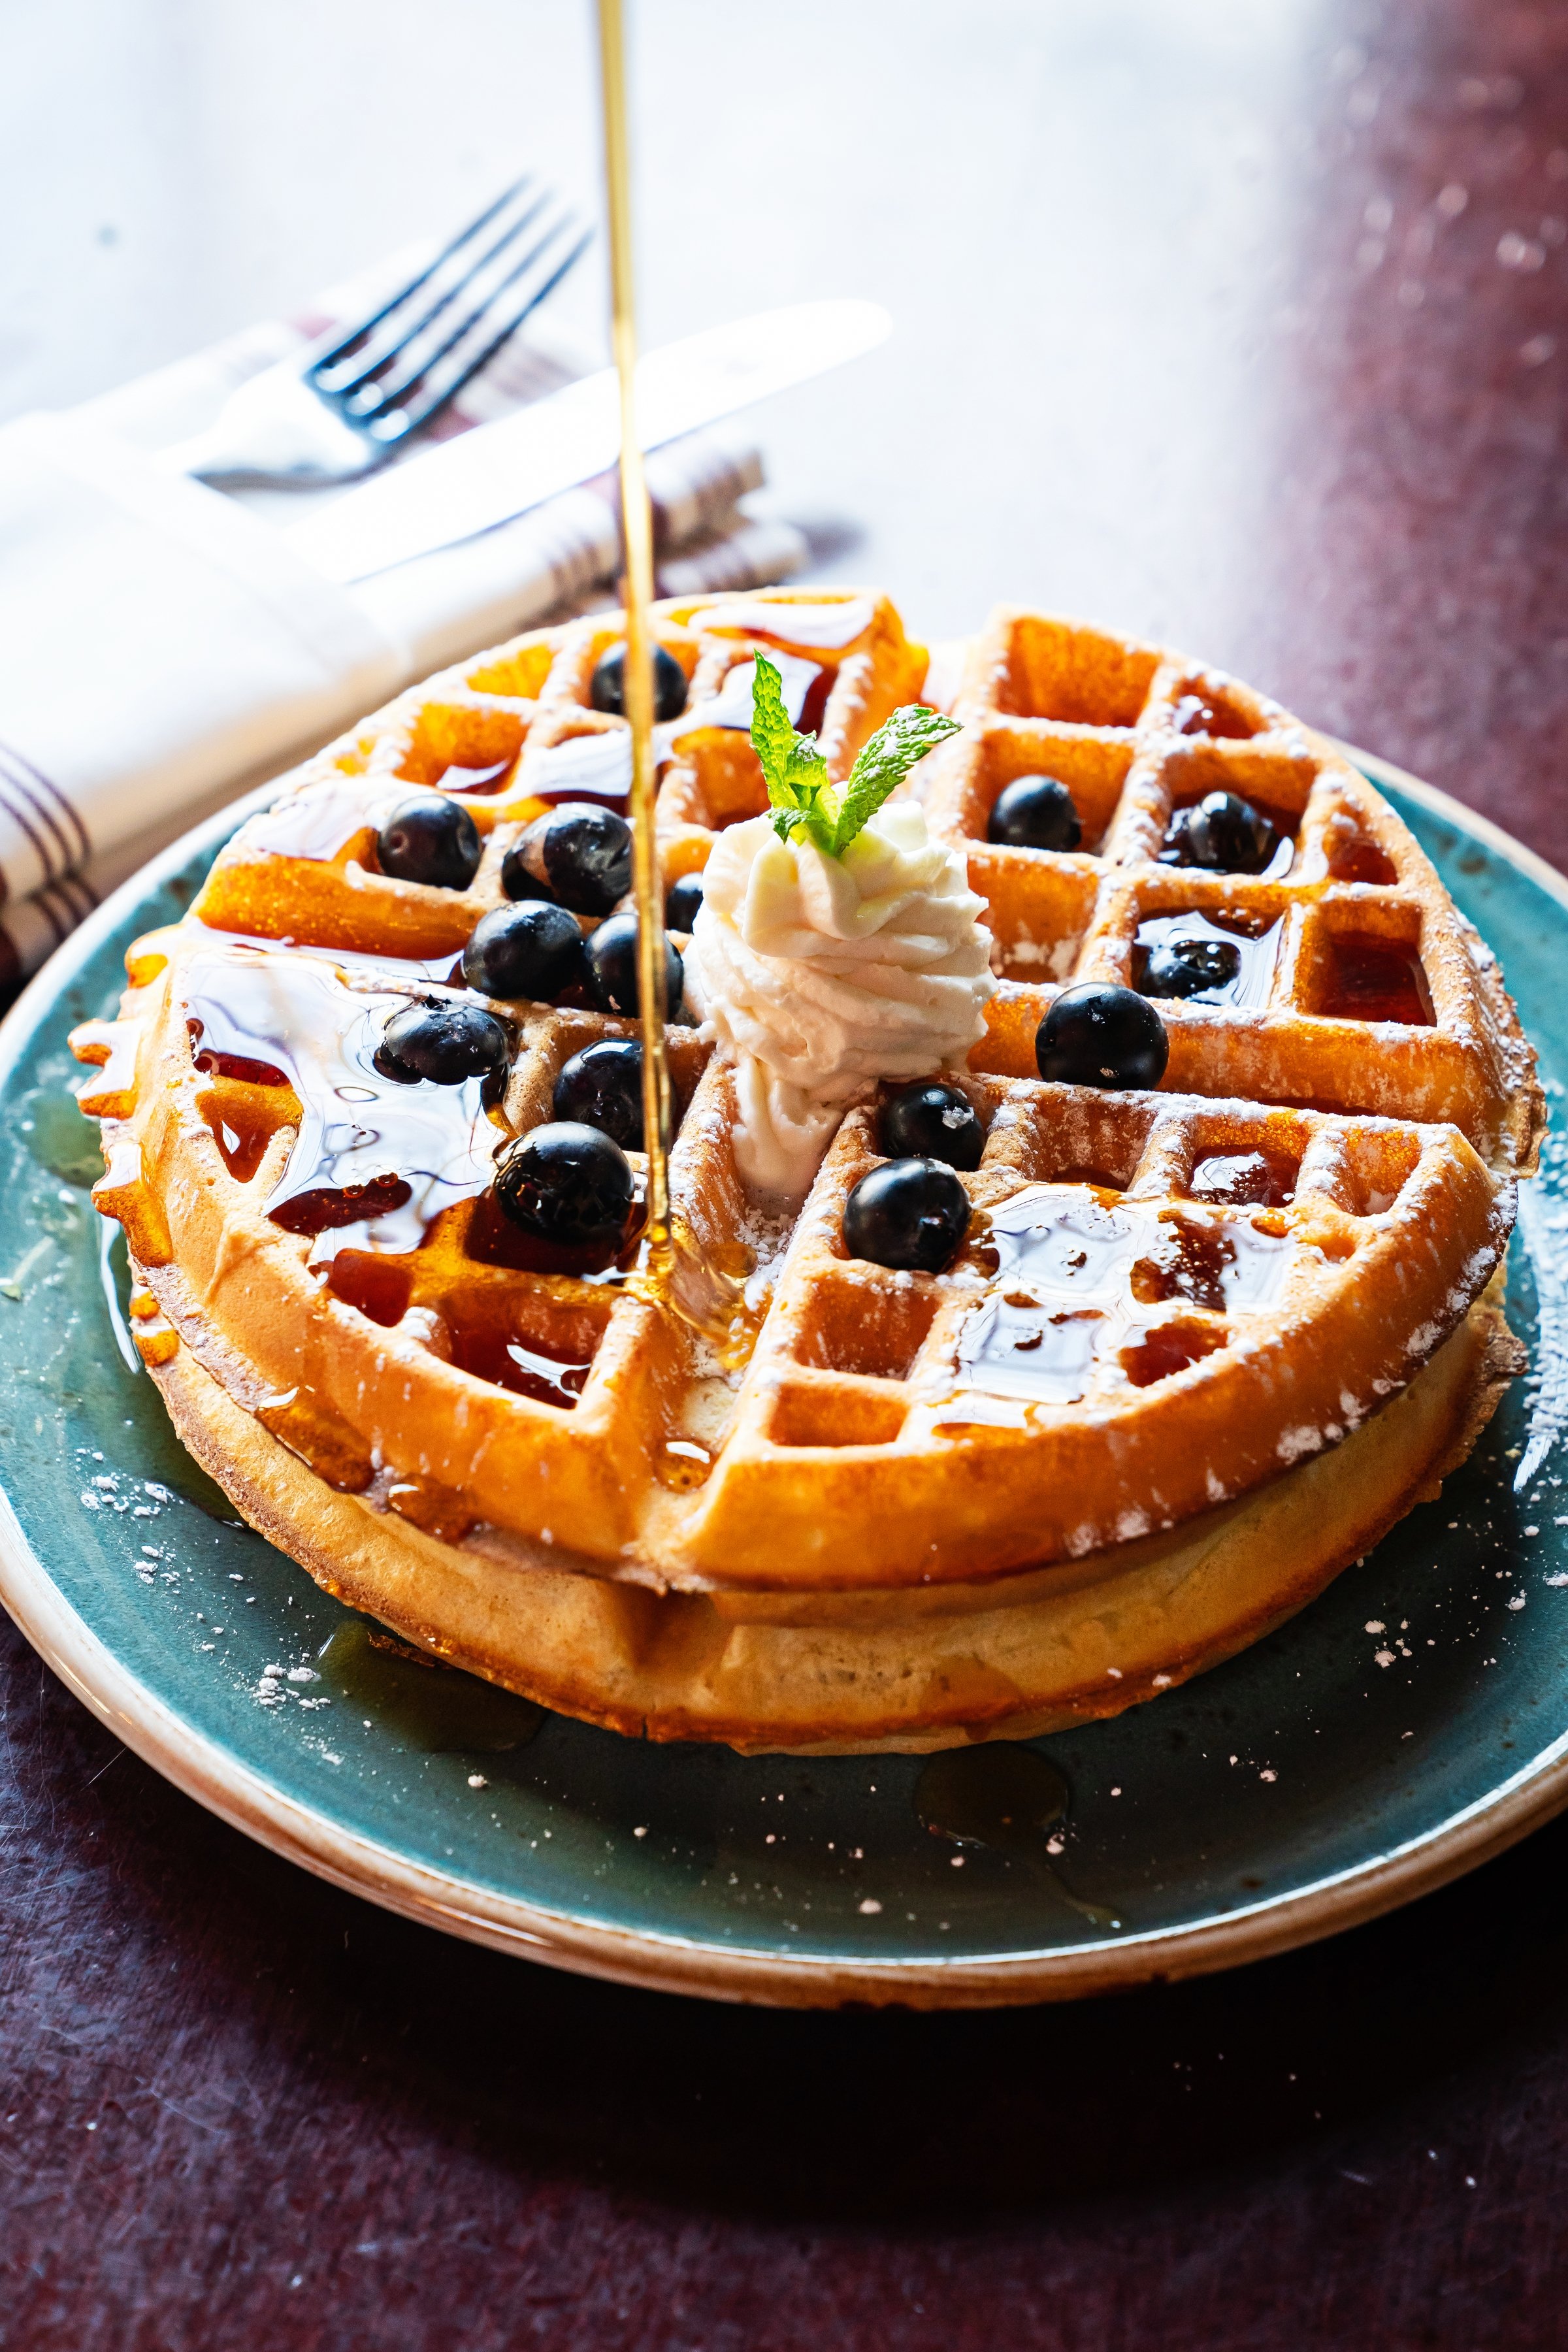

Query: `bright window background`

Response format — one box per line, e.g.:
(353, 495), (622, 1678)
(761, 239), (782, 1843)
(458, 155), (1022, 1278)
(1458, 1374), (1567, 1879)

(3, 0), (1322, 646)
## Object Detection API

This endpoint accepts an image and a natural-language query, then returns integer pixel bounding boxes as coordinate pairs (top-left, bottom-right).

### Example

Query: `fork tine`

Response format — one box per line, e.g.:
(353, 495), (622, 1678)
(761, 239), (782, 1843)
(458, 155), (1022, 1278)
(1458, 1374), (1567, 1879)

(351, 212), (584, 417)
(393, 225), (595, 436)
(316, 190), (552, 402)
(310, 174), (535, 376)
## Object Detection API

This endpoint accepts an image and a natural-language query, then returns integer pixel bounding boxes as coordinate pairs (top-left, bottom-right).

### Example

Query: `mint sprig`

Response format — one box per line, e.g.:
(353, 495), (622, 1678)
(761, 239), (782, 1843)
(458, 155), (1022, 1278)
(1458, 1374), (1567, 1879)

(748, 651), (961, 859)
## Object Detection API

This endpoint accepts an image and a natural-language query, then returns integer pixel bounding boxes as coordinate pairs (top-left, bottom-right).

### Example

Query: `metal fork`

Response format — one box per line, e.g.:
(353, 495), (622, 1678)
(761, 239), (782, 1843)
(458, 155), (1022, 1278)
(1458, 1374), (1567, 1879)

(155, 180), (592, 488)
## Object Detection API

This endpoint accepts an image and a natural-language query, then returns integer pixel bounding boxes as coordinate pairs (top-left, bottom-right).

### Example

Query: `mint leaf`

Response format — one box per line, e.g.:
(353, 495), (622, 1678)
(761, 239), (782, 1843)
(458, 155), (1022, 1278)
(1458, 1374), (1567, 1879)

(747, 652), (961, 858)
(826, 703), (963, 857)
(749, 651), (833, 848)
(747, 649), (802, 793)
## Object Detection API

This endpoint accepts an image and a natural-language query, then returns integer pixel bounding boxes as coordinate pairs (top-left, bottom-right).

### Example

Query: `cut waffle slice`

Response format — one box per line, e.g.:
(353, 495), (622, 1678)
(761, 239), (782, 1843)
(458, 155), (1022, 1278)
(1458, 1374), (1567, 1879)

(189, 587), (926, 962)
(923, 606), (1542, 1170)
(69, 591), (1536, 1752)
(78, 927), (717, 1563)
(679, 1075), (1514, 1588)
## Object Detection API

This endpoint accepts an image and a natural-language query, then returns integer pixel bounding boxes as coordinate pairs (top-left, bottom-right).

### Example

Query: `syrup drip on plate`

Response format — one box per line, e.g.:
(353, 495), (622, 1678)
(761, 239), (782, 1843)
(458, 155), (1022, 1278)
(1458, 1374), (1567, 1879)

(316, 1618), (543, 1753)
(913, 1745), (1120, 1931)
(181, 947), (504, 1260)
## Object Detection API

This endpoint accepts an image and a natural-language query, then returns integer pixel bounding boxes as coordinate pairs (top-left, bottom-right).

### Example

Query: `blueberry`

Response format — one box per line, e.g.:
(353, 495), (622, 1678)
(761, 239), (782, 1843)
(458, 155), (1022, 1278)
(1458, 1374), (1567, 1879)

(1156, 807), (1197, 866)
(1162, 791), (1276, 874)
(553, 1039), (644, 1150)
(842, 1158), (970, 1275)
(878, 1083), (985, 1171)
(462, 902), (587, 1002)
(504, 802), (632, 918)
(1139, 936), (1242, 999)
(1036, 983), (1169, 1090)
(497, 851), (558, 906)
(584, 912), (684, 1020)
(493, 1122), (635, 1250)
(987, 774), (1083, 853)
(664, 871), (706, 932)
(589, 642), (689, 723)
(376, 794), (483, 891)
(374, 998), (510, 1086)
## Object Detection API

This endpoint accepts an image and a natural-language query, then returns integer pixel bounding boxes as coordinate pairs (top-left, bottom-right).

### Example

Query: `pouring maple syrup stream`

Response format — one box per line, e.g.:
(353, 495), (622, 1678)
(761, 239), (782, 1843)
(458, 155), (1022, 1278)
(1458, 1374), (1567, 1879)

(596, 0), (675, 1282)
(596, 0), (762, 1365)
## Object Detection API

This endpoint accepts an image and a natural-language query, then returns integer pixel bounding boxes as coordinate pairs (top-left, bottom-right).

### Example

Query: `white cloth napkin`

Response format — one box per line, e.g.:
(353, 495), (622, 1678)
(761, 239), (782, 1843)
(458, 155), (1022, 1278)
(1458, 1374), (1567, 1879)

(0, 265), (807, 989)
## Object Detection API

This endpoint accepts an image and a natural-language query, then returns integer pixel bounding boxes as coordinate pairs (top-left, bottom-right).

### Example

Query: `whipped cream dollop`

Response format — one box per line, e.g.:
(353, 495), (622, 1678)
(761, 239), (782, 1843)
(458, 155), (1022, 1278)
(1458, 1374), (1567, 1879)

(682, 800), (995, 1194)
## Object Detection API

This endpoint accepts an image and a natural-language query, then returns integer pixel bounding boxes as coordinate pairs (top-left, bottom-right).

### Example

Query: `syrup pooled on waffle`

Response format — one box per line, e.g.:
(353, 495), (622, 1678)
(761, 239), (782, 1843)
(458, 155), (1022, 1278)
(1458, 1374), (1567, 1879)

(70, 591), (1539, 1748)
(924, 606), (1538, 1161)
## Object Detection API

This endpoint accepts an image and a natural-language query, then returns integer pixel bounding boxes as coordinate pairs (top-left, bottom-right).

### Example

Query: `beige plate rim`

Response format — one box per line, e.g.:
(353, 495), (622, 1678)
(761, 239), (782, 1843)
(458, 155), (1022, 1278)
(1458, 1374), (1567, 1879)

(0, 743), (1563, 2011)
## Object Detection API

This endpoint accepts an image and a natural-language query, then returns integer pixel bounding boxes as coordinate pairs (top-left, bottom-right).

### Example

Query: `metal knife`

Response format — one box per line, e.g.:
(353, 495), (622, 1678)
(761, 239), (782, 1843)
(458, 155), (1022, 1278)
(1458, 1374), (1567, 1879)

(284, 299), (890, 587)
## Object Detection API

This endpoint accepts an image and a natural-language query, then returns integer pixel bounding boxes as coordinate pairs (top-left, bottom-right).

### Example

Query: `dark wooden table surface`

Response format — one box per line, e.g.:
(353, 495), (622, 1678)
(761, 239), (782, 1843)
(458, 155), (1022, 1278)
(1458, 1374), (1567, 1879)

(5, 2), (1568, 2344)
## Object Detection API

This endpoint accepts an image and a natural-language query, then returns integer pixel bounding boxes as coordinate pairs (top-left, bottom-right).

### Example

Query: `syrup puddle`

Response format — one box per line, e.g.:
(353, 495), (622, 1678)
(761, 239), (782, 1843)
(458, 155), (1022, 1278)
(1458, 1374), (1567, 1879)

(194, 929), (463, 988)
(241, 776), (398, 863)
(697, 595), (874, 651)
(502, 1339), (594, 1404)
(318, 1618), (543, 1754)
(953, 1189), (1139, 1407)
(181, 946), (502, 1259)
(1516, 1136), (1568, 1489)
(1133, 909), (1282, 1009)
(944, 1184), (1298, 1412)
(97, 1218), (141, 1377)
(429, 759), (512, 794)
(1188, 1149), (1297, 1208)
(913, 1744), (1120, 1931)
(1130, 1212), (1296, 1315)
(674, 651), (825, 737)
(1319, 935), (1435, 1026)
(521, 723), (681, 807)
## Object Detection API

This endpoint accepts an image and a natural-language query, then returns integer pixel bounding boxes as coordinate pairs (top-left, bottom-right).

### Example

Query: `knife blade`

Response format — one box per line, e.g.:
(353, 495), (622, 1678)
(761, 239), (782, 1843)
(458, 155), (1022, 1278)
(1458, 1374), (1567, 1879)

(284, 298), (890, 587)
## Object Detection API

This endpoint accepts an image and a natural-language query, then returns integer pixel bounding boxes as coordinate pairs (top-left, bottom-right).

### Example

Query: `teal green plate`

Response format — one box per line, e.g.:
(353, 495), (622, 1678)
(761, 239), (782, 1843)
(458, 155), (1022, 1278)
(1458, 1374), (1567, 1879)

(1, 751), (1563, 2008)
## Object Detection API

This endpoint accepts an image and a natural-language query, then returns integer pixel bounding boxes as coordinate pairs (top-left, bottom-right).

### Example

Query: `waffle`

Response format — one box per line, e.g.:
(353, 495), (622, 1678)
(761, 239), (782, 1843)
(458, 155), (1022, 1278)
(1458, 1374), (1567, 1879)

(926, 608), (1538, 1164)
(71, 591), (1540, 1754)
(188, 587), (926, 962)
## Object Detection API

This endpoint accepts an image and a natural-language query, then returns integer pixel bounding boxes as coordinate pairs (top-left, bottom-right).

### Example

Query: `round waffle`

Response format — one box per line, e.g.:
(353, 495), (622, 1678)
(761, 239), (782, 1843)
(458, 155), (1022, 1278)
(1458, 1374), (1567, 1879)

(71, 589), (1541, 1753)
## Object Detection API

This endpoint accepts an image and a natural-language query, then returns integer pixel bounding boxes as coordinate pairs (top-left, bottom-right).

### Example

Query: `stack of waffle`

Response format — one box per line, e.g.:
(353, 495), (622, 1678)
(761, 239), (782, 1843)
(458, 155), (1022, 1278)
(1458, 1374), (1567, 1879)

(71, 589), (1539, 1753)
